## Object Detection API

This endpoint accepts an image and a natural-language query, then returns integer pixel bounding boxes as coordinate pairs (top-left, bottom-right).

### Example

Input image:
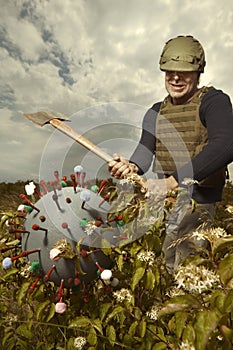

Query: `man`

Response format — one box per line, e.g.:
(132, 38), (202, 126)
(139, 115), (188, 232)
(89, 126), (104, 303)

(108, 35), (233, 273)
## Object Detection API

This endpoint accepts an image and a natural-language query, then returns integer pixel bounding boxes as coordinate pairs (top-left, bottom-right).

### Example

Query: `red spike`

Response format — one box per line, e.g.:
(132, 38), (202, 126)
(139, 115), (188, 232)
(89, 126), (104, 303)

(32, 224), (47, 233)
(81, 171), (86, 187)
(20, 194), (40, 212)
(11, 249), (40, 261)
(43, 264), (56, 282)
(50, 179), (58, 197)
(40, 180), (48, 194)
(95, 262), (104, 273)
(54, 170), (61, 190)
(55, 279), (64, 302)
(61, 222), (68, 229)
(70, 174), (77, 193)
(0, 246), (17, 253)
(39, 215), (46, 222)
(9, 228), (30, 234)
(98, 192), (110, 207)
(74, 272), (81, 286)
(97, 180), (108, 194)
(28, 277), (41, 294)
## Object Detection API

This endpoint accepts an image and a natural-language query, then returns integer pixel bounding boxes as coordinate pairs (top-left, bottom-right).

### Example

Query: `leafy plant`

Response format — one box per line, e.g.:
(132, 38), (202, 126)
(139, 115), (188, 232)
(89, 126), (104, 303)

(1, 181), (233, 349)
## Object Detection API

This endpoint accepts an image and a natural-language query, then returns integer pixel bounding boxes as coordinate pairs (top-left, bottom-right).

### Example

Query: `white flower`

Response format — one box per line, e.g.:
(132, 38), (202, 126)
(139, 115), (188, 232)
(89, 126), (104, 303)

(119, 178), (131, 185)
(226, 205), (233, 214)
(113, 288), (133, 303)
(191, 230), (206, 241)
(179, 341), (195, 350)
(137, 251), (155, 266)
(209, 227), (227, 239)
(73, 337), (87, 349)
(174, 263), (220, 294)
(182, 178), (199, 186)
(190, 227), (227, 244)
(5, 314), (18, 326)
(146, 304), (161, 320)
(84, 222), (96, 235)
(166, 287), (185, 298)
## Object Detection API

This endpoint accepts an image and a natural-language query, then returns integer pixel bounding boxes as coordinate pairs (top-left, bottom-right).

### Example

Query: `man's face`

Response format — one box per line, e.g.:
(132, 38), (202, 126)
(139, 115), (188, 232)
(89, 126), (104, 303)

(165, 71), (199, 105)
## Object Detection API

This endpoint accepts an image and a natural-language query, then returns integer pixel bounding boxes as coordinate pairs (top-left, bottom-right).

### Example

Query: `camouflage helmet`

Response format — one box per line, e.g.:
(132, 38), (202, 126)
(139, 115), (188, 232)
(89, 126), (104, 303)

(159, 35), (206, 73)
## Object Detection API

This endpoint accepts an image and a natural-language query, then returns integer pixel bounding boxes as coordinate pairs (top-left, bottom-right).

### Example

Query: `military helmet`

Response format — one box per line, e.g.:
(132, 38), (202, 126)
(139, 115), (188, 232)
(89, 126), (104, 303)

(159, 35), (206, 73)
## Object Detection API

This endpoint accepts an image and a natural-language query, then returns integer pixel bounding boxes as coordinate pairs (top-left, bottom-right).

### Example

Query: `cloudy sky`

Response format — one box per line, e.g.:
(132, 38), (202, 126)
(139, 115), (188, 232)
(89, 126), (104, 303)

(1, 0), (233, 183)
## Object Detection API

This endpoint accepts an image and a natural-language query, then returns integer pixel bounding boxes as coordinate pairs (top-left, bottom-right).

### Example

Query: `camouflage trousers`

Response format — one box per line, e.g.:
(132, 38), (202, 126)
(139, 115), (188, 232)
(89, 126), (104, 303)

(162, 202), (215, 274)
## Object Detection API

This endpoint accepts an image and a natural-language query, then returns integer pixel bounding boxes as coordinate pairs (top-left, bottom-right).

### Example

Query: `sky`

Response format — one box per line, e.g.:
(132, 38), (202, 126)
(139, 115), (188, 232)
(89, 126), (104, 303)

(1, 0), (233, 184)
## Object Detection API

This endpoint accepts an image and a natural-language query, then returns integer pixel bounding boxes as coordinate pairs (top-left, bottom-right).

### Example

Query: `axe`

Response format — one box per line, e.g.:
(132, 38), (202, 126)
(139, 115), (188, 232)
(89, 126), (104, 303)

(24, 111), (147, 189)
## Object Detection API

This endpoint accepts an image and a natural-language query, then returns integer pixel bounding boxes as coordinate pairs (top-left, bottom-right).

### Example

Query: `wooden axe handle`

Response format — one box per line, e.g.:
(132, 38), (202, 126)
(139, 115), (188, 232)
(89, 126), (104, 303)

(50, 119), (147, 189)
(50, 119), (113, 162)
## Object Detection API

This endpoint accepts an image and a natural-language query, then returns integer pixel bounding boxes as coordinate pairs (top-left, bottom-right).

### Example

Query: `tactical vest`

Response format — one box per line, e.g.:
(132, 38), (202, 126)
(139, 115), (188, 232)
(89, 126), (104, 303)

(153, 86), (226, 187)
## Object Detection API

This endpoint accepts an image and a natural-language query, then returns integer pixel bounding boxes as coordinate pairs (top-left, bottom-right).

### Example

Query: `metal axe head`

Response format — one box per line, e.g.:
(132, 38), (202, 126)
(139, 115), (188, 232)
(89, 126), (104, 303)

(24, 110), (70, 126)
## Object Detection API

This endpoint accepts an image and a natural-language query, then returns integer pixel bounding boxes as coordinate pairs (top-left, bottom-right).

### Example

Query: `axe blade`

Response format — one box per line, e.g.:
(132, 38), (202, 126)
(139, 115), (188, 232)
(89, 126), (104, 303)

(24, 110), (70, 126)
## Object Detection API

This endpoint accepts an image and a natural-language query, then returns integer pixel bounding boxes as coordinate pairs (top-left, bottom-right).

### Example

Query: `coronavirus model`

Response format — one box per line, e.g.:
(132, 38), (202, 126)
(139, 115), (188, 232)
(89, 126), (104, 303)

(1, 168), (133, 310)
(1, 110), (168, 315)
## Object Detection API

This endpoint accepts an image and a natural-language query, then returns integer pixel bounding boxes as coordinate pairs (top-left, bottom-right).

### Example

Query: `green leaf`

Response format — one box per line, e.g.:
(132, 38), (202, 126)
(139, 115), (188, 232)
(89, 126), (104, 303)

(213, 236), (233, 255)
(2, 268), (19, 280)
(117, 254), (124, 272)
(106, 324), (116, 347)
(17, 281), (31, 306)
(175, 311), (188, 339)
(145, 269), (155, 290)
(210, 290), (226, 313)
(128, 320), (138, 337)
(138, 320), (147, 338)
(87, 327), (97, 346)
(106, 306), (125, 322)
(220, 325), (233, 341)
(130, 244), (142, 257)
(182, 324), (195, 344)
(68, 316), (91, 328)
(218, 253), (233, 285)
(16, 324), (33, 339)
(99, 302), (112, 321)
(36, 342), (46, 350)
(46, 303), (56, 322)
(159, 295), (202, 317)
(224, 289), (233, 313)
(2, 336), (15, 350)
(36, 299), (50, 320)
(16, 339), (29, 348)
(134, 306), (142, 321)
(2, 330), (14, 347)
(123, 334), (134, 346)
(131, 267), (145, 291)
(92, 318), (103, 335)
(194, 310), (220, 350)
(152, 343), (167, 350)
(159, 302), (194, 317)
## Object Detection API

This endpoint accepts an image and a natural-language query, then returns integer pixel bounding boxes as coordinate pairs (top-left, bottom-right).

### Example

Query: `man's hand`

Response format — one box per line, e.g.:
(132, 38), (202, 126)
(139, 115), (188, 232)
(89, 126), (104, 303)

(108, 154), (139, 179)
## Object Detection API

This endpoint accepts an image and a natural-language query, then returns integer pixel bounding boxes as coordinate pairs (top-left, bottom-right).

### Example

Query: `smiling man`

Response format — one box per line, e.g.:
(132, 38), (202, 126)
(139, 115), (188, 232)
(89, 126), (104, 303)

(109, 35), (233, 273)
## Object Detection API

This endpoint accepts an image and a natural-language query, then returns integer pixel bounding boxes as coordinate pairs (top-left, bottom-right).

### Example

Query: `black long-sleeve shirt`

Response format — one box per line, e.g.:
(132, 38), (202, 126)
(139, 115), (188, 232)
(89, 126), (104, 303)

(130, 88), (233, 203)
